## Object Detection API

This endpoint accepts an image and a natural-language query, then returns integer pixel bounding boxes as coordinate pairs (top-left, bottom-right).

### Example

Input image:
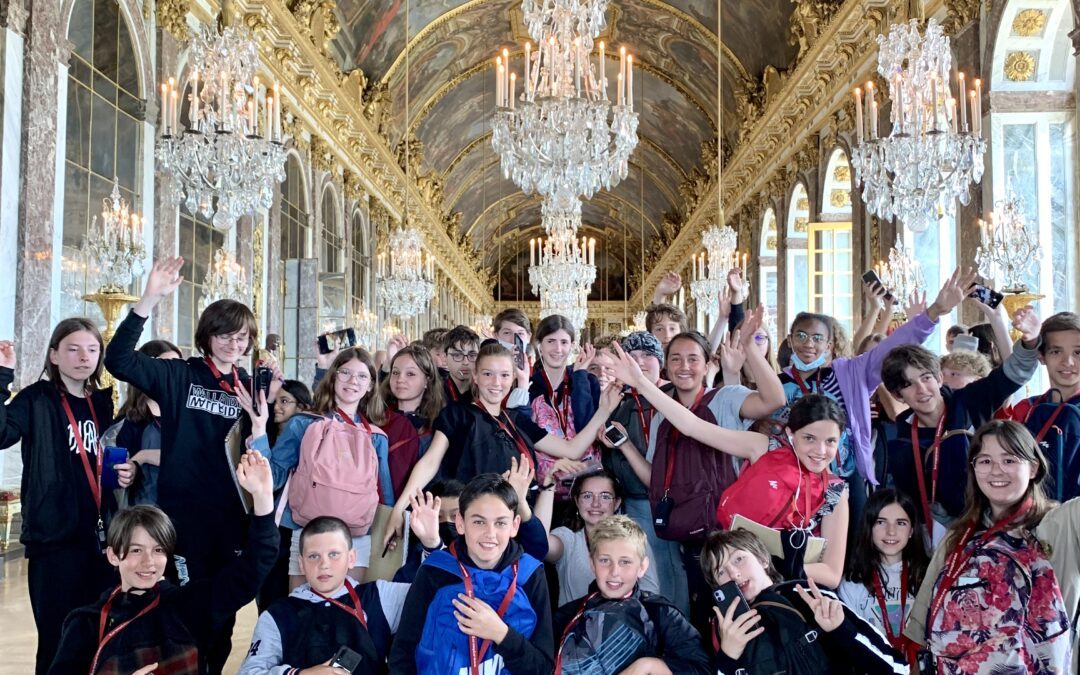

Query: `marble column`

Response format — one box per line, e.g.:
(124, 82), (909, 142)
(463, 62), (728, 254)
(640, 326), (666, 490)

(952, 18), (986, 327)
(13, 0), (64, 388)
(297, 258), (318, 385)
(152, 26), (181, 342)
(265, 181), (283, 337)
(0, 3), (26, 343)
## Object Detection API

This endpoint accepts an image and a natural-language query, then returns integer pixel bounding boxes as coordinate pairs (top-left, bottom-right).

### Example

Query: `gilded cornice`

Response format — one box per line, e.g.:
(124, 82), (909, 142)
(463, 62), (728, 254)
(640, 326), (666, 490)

(628, 0), (899, 308)
(232, 0), (489, 311)
(492, 300), (644, 323)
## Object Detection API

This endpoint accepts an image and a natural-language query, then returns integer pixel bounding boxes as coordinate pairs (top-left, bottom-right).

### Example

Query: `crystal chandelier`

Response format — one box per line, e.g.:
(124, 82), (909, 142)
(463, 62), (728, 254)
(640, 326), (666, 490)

(199, 247), (250, 312)
(975, 195), (1041, 293)
(156, 21), (287, 229)
(689, 225), (739, 317)
(377, 227), (435, 319)
(83, 180), (146, 293)
(529, 200), (597, 333)
(353, 302), (380, 351)
(875, 234), (926, 306)
(491, 0), (638, 201)
(850, 18), (986, 233)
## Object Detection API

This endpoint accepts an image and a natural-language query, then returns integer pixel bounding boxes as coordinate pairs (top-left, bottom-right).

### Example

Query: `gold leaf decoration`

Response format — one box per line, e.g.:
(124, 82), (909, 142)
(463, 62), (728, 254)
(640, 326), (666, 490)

(766, 236), (778, 251)
(1004, 51), (1037, 82)
(829, 189), (851, 208)
(794, 217), (809, 232)
(156, 0), (189, 40)
(833, 164), (850, 182)
(1012, 9), (1047, 37)
(797, 197), (810, 211)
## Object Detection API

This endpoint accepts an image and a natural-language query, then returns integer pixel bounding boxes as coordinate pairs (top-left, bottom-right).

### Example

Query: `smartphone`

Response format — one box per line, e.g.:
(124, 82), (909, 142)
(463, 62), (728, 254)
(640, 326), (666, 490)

(101, 446), (129, 490)
(329, 645), (363, 673)
(860, 269), (894, 302)
(603, 422), (628, 447)
(252, 366), (273, 416)
(513, 333), (526, 371)
(713, 580), (751, 619)
(317, 327), (357, 355)
(968, 284), (1004, 309)
(559, 459), (604, 487)
(952, 334), (980, 352)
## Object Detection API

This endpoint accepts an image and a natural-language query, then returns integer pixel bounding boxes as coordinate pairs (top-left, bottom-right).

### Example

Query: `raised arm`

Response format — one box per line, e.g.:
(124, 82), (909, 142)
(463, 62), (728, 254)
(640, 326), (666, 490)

(651, 271), (682, 306)
(533, 385), (620, 459)
(382, 431), (448, 551)
(733, 306), (785, 419)
(596, 421), (652, 486)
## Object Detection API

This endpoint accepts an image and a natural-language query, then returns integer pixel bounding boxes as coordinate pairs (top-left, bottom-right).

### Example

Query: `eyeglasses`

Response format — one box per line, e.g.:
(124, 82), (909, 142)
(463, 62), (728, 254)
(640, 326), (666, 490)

(213, 333), (250, 345)
(447, 350), (479, 363)
(972, 455), (1025, 474)
(791, 331), (827, 345)
(336, 368), (370, 383)
(578, 491), (615, 504)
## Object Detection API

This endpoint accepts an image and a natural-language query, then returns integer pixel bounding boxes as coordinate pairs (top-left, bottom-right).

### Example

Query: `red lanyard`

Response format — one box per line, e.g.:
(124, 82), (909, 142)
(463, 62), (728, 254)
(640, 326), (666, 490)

(928, 498), (1032, 628)
(335, 408), (372, 433)
(541, 368), (572, 437)
(59, 392), (103, 513)
(454, 546), (519, 675)
(790, 368), (822, 397)
(204, 357), (240, 394)
(1023, 394), (1069, 444)
(313, 581), (368, 630)
(447, 379), (461, 402)
(783, 446), (827, 530)
(554, 591), (599, 673)
(631, 391), (651, 449)
(473, 402), (534, 473)
(910, 412), (947, 536)
(663, 387), (705, 496)
(871, 562), (908, 648)
(91, 586), (162, 674)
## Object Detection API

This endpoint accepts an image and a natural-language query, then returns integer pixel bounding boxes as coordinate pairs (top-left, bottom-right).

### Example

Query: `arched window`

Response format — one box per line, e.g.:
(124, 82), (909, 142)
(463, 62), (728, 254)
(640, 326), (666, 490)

(61, 0), (143, 319)
(759, 206), (779, 337)
(351, 209), (370, 315)
(319, 185), (346, 330)
(280, 154), (310, 260)
(989, 0), (1076, 316)
(808, 150), (855, 334)
(175, 210), (225, 355)
(784, 182), (810, 330)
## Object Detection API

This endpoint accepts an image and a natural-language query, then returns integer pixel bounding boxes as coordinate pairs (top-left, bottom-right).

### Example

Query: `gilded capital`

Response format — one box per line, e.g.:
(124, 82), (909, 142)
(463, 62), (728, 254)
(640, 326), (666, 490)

(156, 0), (189, 40)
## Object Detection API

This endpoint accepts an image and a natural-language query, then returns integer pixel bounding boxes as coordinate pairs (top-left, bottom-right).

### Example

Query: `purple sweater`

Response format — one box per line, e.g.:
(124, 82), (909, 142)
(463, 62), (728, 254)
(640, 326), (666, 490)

(830, 311), (937, 485)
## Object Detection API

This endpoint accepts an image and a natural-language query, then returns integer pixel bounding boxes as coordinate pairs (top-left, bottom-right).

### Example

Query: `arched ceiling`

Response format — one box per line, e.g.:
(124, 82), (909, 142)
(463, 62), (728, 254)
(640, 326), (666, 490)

(329, 0), (798, 300)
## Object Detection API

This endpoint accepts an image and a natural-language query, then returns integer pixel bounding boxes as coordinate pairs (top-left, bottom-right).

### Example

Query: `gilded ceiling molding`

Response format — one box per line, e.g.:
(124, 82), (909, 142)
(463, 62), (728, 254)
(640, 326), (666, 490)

(231, 0), (490, 311)
(1011, 9), (1047, 37)
(1004, 51), (1037, 81)
(942, 0), (987, 35)
(309, 134), (336, 174)
(627, 0), (898, 308)
(156, 0), (189, 40)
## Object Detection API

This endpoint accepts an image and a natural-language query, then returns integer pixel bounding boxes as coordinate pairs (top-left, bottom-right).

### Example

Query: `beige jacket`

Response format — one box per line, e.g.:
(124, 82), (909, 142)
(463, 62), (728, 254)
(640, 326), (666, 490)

(904, 498), (1080, 673)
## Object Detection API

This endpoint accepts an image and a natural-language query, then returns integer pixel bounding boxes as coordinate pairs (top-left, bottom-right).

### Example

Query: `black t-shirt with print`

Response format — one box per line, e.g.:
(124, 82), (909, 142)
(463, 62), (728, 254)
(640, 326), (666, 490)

(64, 394), (102, 545)
(434, 402), (548, 482)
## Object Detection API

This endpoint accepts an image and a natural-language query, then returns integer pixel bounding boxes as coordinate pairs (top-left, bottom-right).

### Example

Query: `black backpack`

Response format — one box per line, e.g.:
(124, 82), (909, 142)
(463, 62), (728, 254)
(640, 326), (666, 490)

(731, 582), (831, 675)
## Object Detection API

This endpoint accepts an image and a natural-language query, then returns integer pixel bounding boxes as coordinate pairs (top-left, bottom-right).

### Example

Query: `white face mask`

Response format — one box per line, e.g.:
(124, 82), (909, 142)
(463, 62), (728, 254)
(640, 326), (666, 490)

(791, 351), (829, 371)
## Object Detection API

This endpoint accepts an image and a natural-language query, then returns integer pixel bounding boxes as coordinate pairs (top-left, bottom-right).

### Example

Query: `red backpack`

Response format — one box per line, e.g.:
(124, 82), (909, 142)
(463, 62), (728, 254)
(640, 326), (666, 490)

(288, 415), (386, 536)
(716, 445), (831, 532)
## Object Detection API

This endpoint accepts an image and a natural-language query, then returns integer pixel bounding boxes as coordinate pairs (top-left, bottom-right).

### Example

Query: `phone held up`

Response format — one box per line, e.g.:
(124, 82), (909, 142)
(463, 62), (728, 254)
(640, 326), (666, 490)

(603, 422), (628, 447)
(860, 269), (894, 302)
(713, 579), (752, 619)
(513, 333), (526, 371)
(968, 284), (1004, 309)
(251, 366), (273, 416)
(317, 327), (358, 355)
(101, 446), (129, 490)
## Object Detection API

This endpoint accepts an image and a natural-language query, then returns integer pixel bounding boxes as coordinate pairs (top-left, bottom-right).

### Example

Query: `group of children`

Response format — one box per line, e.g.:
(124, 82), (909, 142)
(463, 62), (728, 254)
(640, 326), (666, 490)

(0, 255), (1078, 674)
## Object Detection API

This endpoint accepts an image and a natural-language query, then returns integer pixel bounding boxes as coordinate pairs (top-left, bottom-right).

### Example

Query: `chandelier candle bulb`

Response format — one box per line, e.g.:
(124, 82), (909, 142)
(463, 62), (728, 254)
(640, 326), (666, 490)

(870, 99), (878, 138)
(626, 54), (633, 108)
(854, 87), (863, 144)
(524, 42), (531, 97)
(510, 72), (516, 109)
(273, 83), (281, 140)
(930, 78), (939, 132)
(530, 238), (536, 266)
(599, 41), (606, 98)
(191, 71), (199, 126)
(503, 48), (510, 103)
(589, 238), (595, 266)
(170, 89), (179, 136)
(958, 72), (967, 131)
(865, 81), (874, 134)
(160, 83), (169, 134)
(743, 252), (748, 270)
(496, 58), (503, 107)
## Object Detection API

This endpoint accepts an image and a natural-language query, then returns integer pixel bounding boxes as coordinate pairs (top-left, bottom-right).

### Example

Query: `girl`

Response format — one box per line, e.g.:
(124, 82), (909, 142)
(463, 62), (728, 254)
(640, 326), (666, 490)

(104, 339), (184, 506)
(904, 420), (1072, 673)
(242, 347), (393, 587)
(48, 451), (279, 675)
(838, 489), (927, 660)
(0, 324), (135, 674)
(367, 344), (444, 499)
(528, 314), (602, 489)
(269, 379), (312, 444)
(535, 466), (661, 605)
(703, 529), (907, 674)
(382, 341), (621, 551)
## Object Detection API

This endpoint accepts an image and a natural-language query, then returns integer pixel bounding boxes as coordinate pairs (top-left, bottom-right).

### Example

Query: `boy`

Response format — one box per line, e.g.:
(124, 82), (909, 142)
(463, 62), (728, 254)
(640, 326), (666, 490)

(882, 305), (1041, 539)
(422, 328), (449, 370)
(1010, 311), (1080, 500)
(440, 325), (482, 405)
(239, 511), (424, 674)
(493, 308), (531, 348)
(945, 323), (969, 352)
(553, 515), (711, 674)
(645, 303), (687, 349)
(389, 474), (553, 674)
(939, 350), (991, 390)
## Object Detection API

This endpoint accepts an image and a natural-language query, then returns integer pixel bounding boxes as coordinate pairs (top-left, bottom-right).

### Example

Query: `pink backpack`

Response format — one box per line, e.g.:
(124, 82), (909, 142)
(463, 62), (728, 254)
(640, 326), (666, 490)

(287, 416), (385, 536)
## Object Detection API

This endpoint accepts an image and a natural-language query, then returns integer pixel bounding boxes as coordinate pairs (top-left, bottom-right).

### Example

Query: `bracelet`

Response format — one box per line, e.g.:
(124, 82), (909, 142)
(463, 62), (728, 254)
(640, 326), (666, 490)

(540, 482), (556, 492)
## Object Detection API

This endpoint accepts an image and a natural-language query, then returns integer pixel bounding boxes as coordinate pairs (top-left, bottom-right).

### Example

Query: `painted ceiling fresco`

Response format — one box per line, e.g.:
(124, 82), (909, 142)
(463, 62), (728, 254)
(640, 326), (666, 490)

(329, 0), (798, 300)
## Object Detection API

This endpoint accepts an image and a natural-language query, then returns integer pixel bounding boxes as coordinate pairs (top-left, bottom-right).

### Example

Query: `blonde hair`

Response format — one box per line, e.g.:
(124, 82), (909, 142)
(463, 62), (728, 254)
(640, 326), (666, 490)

(587, 515), (647, 559)
(940, 350), (991, 379)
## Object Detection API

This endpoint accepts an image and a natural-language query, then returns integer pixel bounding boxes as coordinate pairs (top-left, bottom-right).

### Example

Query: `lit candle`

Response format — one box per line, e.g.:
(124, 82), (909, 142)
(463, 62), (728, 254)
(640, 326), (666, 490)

(743, 252), (748, 270)
(599, 41), (606, 99)
(974, 78), (982, 128)
(865, 80), (874, 135)
(854, 87), (863, 144)
(617, 73), (623, 106)
(252, 76), (259, 133)
(530, 238), (535, 266)
(502, 48), (510, 105)
(958, 72), (967, 131)
(948, 97), (958, 134)
(220, 71), (228, 127)
(265, 95), (273, 138)
(870, 99), (879, 139)
(248, 98), (255, 135)
(894, 74), (905, 134)
(524, 42), (531, 99)
(191, 71), (199, 126)
(509, 72), (516, 110)
(969, 90), (978, 136)
(274, 84), (281, 141)
(496, 58), (503, 107)
(619, 46), (627, 104)
(160, 83), (168, 133)
(626, 54), (633, 109)
(171, 89), (179, 135)
(930, 76), (939, 132)
(589, 238), (596, 266)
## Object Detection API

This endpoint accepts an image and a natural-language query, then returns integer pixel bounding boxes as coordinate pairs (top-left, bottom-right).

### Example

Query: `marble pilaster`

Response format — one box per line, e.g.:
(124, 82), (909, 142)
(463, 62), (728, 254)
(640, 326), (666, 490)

(152, 26), (180, 342)
(297, 258), (319, 386)
(952, 15), (986, 327)
(0, 23), (24, 342)
(265, 181), (283, 337)
(13, 0), (63, 387)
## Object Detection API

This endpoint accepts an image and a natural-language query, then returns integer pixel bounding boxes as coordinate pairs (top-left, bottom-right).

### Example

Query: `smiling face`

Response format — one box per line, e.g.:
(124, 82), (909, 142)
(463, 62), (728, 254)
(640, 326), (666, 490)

(333, 358), (372, 408)
(1040, 330), (1080, 393)
(107, 526), (168, 592)
(788, 318), (832, 366)
(274, 392), (300, 424)
(871, 502), (914, 564)
(446, 340), (479, 384)
(49, 330), (101, 385)
(456, 494), (520, 570)
(575, 476), (622, 528)
(973, 435), (1037, 518)
(786, 419), (842, 474)
(474, 354), (515, 408)
(712, 546), (774, 603)
(209, 329), (250, 367)
(539, 329), (573, 370)
(298, 530), (356, 596)
(628, 349), (663, 385)
(590, 539), (649, 599)
(665, 336), (708, 394)
(587, 351), (616, 390)
(893, 365), (945, 419)
(389, 353), (427, 405)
